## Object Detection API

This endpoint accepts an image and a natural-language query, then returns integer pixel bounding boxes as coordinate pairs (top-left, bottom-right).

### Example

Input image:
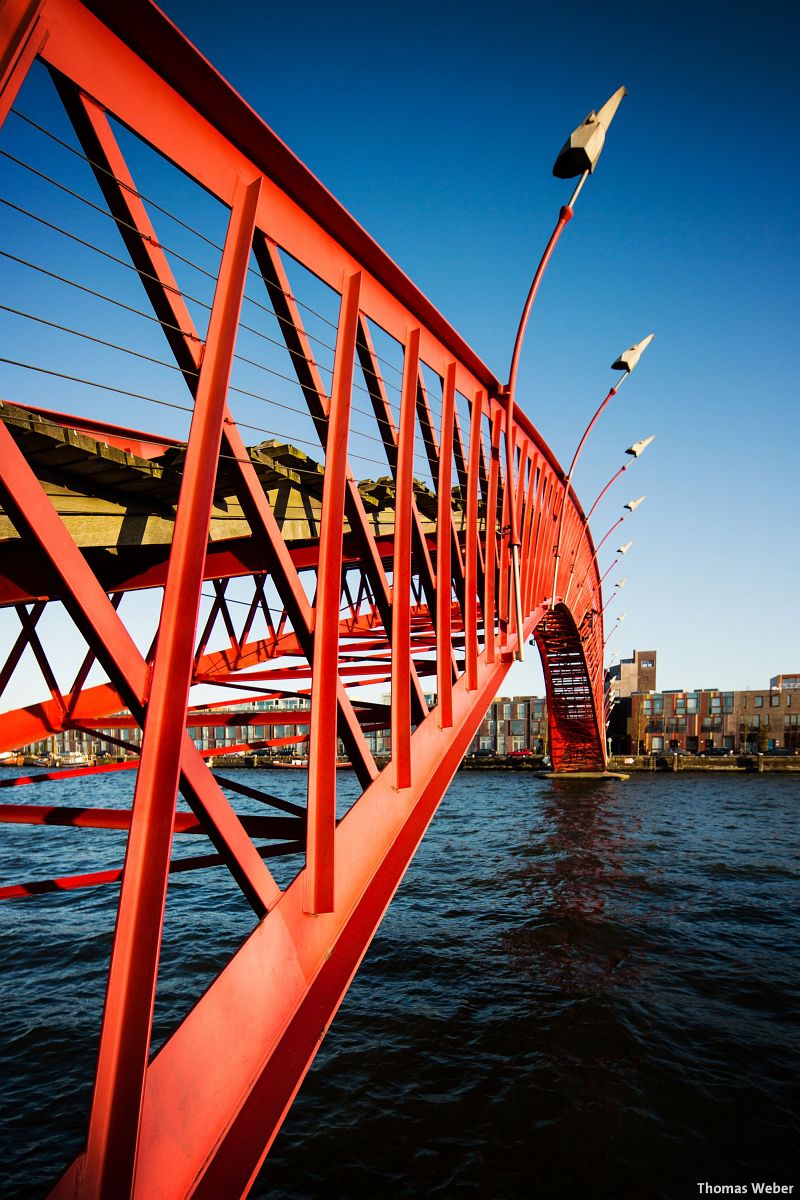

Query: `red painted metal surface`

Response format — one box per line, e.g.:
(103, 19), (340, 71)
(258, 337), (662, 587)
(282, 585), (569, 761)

(0, 2), (607, 1196)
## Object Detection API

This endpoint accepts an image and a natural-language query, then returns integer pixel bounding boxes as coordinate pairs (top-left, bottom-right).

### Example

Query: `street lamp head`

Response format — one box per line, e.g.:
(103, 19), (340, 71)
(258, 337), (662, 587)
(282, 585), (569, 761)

(553, 85), (628, 179)
(615, 577), (628, 589)
(626, 435), (655, 457)
(612, 333), (655, 373)
(617, 613), (628, 623)
(617, 541), (633, 554)
(624, 495), (646, 512)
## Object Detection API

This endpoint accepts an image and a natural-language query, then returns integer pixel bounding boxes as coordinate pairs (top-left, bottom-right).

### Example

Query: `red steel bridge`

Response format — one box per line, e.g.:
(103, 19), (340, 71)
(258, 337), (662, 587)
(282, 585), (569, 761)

(0, 0), (608, 1195)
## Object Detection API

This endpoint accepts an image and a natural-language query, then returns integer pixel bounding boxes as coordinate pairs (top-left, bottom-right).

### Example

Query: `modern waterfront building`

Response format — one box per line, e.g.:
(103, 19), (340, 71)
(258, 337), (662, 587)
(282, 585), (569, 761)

(605, 649), (657, 698)
(467, 696), (549, 756)
(606, 654), (800, 755)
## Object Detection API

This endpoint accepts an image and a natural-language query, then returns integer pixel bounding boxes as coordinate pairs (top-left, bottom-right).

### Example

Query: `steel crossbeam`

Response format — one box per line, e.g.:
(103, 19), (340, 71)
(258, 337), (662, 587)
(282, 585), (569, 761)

(0, 1), (608, 1196)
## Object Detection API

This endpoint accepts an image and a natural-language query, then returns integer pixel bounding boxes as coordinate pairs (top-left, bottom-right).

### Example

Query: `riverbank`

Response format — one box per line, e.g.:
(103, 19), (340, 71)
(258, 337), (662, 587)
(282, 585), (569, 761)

(189, 752), (800, 774)
(608, 753), (800, 773)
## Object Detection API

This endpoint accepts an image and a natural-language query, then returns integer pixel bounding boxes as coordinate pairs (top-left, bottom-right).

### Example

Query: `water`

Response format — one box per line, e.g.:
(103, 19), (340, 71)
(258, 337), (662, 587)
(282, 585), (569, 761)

(1, 770), (798, 1199)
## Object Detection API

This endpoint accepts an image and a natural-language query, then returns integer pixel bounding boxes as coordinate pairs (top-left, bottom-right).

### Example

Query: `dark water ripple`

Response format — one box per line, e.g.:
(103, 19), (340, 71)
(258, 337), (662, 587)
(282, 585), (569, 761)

(1, 771), (798, 1199)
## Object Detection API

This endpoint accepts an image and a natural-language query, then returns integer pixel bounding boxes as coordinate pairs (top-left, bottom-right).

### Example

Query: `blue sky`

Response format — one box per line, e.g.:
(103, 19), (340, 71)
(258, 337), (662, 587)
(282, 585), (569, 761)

(154, 0), (799, 694)
(1, 0), (797, 706)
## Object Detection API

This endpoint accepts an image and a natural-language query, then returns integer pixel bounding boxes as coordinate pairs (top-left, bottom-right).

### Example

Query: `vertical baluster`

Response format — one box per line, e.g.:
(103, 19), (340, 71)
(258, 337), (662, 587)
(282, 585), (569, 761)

(483, 406), (503, 665)
(305, 270), (361, 914)
(391, 328), (420, 789)
(436, 363), (456, 727)
(464, 388), (484, 689)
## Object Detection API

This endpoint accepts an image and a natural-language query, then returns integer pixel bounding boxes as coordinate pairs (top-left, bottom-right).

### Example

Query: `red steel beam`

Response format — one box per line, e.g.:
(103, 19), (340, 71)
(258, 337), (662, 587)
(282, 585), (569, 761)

(305, 270), (361, 914)
(80, 175), (268, 1200)
(390, 327), (420, 790)
(436, 362), (455, 727)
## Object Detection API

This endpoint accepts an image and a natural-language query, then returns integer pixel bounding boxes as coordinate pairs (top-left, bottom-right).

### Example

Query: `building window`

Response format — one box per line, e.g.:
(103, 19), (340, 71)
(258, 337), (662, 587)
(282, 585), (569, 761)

(755, 696), (763, 708)
(653, 696), (664, 714)
(687, 695), (698, 713)
(752, 714), (760, 728)
(711, 696), (721, 712)
(676, 697), (686, 713)
(643, 698), (652, 713)
(770, 693), (780, 707)
(503, 704), (511, 719)
(787, 695), (792, 707)
(515, 703), (526, 718)
(641, 659), (654, 668)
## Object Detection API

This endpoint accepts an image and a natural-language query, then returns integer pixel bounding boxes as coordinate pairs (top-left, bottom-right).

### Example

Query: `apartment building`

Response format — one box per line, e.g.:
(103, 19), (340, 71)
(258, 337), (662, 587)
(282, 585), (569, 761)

(607, 672), (800, 755)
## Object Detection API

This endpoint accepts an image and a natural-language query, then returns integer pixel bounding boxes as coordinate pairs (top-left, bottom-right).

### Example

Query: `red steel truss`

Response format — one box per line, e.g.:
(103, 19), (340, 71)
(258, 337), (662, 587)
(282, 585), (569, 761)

(0, 0), (607, 1195)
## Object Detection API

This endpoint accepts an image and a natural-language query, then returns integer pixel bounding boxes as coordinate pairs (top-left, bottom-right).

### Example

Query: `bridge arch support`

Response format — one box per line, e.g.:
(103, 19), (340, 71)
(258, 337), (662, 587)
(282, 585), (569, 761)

(533, 603), (606, 772)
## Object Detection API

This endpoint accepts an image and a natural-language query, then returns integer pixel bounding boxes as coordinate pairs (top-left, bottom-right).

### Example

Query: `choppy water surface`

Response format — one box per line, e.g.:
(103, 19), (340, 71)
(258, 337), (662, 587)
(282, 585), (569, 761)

(1, 771), (798, 1199)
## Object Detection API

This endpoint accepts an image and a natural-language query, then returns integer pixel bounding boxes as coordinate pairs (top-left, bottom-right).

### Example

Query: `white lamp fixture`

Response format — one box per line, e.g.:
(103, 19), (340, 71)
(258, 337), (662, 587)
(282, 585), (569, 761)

(553, 86), (628, 178)
(624, 496), (646, 512)
(626, 435), (655, 457)
(612, 333), (655, 373)
(617, 541), (633, 555)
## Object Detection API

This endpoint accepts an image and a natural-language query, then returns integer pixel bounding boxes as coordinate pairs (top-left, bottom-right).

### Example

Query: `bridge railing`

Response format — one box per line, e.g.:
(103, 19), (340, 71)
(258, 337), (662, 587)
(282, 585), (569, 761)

(0, 1), (606, 1196)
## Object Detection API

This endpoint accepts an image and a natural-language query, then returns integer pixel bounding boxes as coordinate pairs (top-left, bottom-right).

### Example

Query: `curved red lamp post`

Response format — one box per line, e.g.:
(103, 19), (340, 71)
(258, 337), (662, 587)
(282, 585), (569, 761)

(549, 334), (653, 610)
(503, 85), (627, 660)
(584, 435), (655, 524)
(563, 492), (645, 606)
(577, 538), (635, 602)
(604, 611), (628, 649)
(600, 576), (627, 615)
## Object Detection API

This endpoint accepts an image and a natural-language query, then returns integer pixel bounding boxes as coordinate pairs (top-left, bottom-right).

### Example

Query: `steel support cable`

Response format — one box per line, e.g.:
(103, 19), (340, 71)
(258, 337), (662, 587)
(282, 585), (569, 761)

(0, 358), (398, 470)
(0, 193), (216, 308)
(4, 123), (411, 403)
(10, 110), (424, 395)
(0, 200), (418, 451)
(0, 222), (444, 458)
(0, 146), (224, 287)
(0, 302), (405, 458)
(0, 193), (328, 370)
(0, 302), (197, 374)
(0, 264), (427, 469)
(4, 116), (344, 336)
(10, 106), (226, 251)
(0, 357), (198, 414)
(9, 108), (444, 398)
(0, 179), (418, 418)
(0, 247), (203, 342)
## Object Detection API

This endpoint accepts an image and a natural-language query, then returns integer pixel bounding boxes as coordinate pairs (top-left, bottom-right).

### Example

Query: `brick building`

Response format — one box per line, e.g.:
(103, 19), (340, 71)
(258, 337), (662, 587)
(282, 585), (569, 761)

(607, 658), (800, 755)
(606, 649), (657, 698)
(467, 695), (549, 756)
